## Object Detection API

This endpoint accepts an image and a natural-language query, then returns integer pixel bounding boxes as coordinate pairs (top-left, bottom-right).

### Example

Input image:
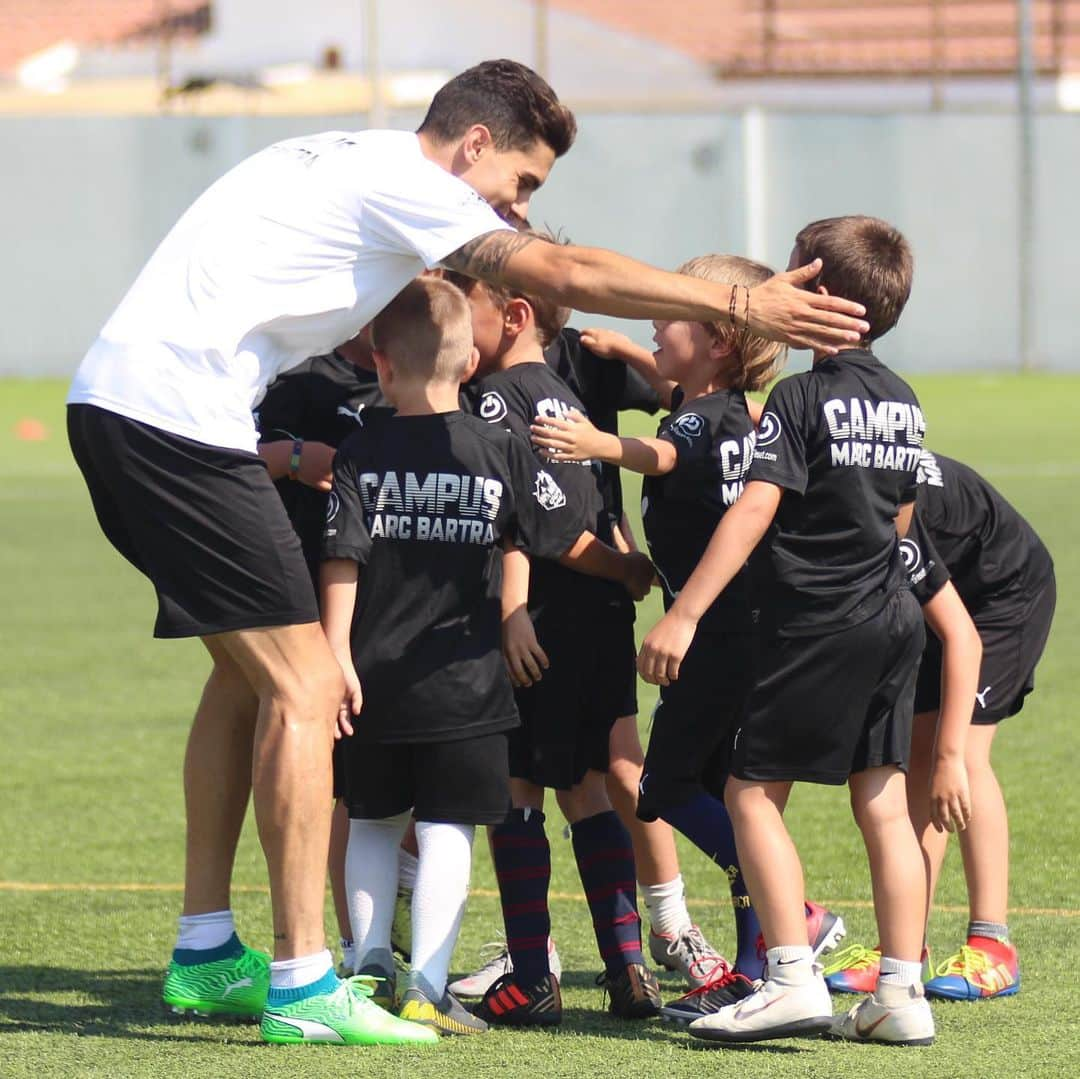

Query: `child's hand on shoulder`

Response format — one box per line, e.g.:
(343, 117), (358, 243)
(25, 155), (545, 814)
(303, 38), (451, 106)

(530, 408), (605, 463)
(579, 327), (636, 360)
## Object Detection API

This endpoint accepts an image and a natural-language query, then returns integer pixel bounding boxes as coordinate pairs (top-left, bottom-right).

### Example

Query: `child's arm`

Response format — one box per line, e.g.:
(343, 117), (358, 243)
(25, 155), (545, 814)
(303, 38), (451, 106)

(578, 327), (676, 409)
(746, 397), (764, 426)
(639, 480), (781, 684)
(614, 513), (638, 553)
(920, 582), (979, 834)
(259, 438), (338, 490)
(531, 409), (677, 476)
(560, 531), (655, 601)
(319, 558), (363, 737)
(501, 542), (549, 688)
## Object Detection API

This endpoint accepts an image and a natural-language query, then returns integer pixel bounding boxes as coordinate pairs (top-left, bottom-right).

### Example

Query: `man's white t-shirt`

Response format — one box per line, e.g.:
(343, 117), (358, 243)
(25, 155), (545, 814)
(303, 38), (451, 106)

(68, 130), (510, 452)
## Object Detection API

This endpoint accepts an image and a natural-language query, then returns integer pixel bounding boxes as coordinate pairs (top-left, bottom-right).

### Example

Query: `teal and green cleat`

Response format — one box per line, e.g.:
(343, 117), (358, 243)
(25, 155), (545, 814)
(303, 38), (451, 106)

(162, 940), (270, 1019)
(261, 975), (439, 1046)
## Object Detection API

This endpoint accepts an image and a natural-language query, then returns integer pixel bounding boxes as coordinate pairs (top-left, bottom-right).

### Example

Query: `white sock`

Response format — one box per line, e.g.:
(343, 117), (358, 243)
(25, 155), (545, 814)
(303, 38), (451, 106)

(640, 875), (693, 938)
(270, 949), (333, 990)
(340, 937), (356, 973)
(879, 955), (923, 989)
(175, 910), (235, 952)
(412, 820), (475, 998)
(346, 811), (410, 964)
(398, 847), (419, 891)
(766, 944), (814, 984)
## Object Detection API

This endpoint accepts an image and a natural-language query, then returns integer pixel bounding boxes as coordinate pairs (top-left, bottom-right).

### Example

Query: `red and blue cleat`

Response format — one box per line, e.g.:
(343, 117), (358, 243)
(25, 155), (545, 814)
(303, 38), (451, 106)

(924, 936), (1020, 1001)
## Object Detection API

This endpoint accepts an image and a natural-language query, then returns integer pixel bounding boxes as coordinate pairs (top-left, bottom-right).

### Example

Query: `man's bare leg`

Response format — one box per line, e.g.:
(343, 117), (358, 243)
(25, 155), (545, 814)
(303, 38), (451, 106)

(182, 636), (259, 916)
(218, 621), (343, 960)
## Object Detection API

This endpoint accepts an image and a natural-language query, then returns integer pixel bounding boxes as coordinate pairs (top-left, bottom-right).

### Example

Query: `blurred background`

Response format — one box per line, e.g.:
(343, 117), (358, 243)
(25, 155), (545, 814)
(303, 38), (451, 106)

(2, 0), (1077, 375)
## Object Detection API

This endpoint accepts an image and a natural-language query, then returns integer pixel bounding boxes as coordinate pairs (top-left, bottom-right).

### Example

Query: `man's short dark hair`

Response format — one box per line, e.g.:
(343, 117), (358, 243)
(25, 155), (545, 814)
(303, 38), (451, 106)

(418, 59), (577, 158)
(794, 216), (914, 342)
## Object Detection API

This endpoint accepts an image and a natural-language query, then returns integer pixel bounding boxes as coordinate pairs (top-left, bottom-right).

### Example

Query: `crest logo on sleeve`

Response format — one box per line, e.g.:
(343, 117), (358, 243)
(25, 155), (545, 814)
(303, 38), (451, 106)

(669, 412), (704, 446)
(899, 538), (921, 574)
(756, 411), (782, 447)
(533, 470), (567, 511)
(326, 491), (340, 523)
(479, 391), (508, 423)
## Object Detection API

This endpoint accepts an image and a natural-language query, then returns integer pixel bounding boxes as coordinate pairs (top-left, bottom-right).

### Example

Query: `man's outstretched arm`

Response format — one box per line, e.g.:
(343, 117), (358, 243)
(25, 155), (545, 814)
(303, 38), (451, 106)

(442, 232), (869, 354)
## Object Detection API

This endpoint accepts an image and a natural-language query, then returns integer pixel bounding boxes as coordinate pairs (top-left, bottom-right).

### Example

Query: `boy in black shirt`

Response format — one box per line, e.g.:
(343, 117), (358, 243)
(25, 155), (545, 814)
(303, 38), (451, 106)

(533, 253), (848, 1018)
(256, 333), (401, 976)
(828, 450), (1055, 1001)
(320, 278), (585, 1036)
(447, 267), (666, 1025)
(639, 217), (965, 1047)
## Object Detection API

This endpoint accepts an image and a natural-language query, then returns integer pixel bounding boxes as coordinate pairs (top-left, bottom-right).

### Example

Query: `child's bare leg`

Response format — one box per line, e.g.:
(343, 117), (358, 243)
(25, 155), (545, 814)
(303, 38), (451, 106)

(605, 714), (679, 885)
(724, 777), (806, 947)
(849, 765), (925, 962)
(328, 799), (352, 960)
(957, 723), (1008, 925)
(906, 711), (947, 930)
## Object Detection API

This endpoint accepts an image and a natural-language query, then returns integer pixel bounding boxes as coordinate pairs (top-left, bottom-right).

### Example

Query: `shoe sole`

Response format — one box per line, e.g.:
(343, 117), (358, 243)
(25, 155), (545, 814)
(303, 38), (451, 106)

(690, 1015), (833, 1043)
(811, 915), (847, 961)
(163, 999), (262, 1022)
(824, 1028), (935, 1046)
(476, 1010), (563, 1028)
(924, 982), (1019, 1002)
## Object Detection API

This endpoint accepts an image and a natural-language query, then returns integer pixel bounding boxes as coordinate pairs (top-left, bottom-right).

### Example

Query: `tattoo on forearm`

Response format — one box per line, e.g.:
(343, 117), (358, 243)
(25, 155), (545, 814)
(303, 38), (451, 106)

(442, 231), (538, 282)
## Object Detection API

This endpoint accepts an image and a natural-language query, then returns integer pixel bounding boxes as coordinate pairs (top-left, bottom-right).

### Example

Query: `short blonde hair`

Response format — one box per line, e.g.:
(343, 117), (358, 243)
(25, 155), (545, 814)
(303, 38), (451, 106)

(677, 255), (787, 393)
(370, 277), (474, 383)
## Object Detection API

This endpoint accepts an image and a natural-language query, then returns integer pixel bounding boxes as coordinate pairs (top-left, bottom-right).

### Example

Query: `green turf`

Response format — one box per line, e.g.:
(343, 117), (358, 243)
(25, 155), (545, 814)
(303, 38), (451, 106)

(1, 376), (1077, 1077)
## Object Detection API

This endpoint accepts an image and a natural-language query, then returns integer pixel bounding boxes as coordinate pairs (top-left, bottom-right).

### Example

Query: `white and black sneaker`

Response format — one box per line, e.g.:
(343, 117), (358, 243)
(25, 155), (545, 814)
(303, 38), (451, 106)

(688, 964), (833, 1044)
(649, 924), (728, 988)
(661, 966), (757, 1024)
(449, 939), (562, 998)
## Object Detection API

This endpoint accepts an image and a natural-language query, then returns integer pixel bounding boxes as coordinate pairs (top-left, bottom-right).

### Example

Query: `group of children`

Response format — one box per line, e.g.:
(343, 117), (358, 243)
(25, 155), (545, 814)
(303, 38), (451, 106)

(228, 213), (1052, 1048)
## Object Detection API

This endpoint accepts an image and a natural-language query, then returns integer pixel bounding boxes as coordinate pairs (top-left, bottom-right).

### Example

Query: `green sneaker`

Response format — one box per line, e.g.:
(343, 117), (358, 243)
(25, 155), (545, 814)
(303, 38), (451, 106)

(162, 941), (269, 1019)
(261, 975), (438, 1046)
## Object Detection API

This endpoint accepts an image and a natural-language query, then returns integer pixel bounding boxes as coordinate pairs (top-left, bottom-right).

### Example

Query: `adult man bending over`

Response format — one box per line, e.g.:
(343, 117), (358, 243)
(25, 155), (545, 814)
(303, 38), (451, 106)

(67, 59), (868, 1046)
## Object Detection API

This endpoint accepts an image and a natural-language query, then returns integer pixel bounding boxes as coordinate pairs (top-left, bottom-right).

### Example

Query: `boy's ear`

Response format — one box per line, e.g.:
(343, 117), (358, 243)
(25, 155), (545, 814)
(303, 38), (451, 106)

(502, 297), (532, 340)
(708, 330), (737, 363)
(372, 348), (392, 383)
(460, 346), (481, 385)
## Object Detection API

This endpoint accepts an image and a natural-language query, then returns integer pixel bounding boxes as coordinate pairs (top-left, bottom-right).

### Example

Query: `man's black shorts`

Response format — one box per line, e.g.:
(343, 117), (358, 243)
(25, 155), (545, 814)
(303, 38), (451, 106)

(731, 588), (925, 785)
(68, 404), (318, 638)
(637, 628), (756, 822)
(914, 573), (1056, 724)
(343, 732), (511, 825)
(510, 603), (637, 790)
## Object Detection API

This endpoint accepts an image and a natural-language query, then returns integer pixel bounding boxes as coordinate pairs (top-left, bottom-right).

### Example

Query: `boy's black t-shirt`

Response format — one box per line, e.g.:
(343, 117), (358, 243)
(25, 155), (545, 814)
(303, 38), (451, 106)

(545, 327), (661, 527)
(472, 361), (627, 623)
(914, 449), (1053, 613)
(901, 511), (951, 606)
(748, 349), (926, 636)
(642, 387), (758, 634)
(322, 410), (584, 744)
(255, 350), (391, 578)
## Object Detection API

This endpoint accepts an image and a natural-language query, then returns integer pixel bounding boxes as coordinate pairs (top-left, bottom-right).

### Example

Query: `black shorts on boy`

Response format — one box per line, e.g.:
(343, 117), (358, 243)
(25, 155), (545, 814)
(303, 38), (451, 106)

(68, 403), (318, 638)
(323, 409), (584, 822)
(474, 360), (634, 790)
(635, 387), (761, 818)
(905, 450), (1057, 725)
(731, 349), (927, 784)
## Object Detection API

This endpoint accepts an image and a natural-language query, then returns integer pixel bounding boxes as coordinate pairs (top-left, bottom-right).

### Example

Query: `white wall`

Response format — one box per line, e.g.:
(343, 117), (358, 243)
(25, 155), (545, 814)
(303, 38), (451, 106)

(2, 109), (1076, 375)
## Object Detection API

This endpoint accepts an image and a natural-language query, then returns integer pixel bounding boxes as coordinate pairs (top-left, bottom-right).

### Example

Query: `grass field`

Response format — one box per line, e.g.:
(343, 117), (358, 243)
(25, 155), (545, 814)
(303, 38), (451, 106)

(1, 375), (1077, 1078)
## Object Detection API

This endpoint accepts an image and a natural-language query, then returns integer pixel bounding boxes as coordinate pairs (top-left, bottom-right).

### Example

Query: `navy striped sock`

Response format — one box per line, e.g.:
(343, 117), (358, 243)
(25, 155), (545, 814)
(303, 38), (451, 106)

(571, 810), (644, 976)
(491, 808), (552, 986)
(662, 793), (764, 979)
